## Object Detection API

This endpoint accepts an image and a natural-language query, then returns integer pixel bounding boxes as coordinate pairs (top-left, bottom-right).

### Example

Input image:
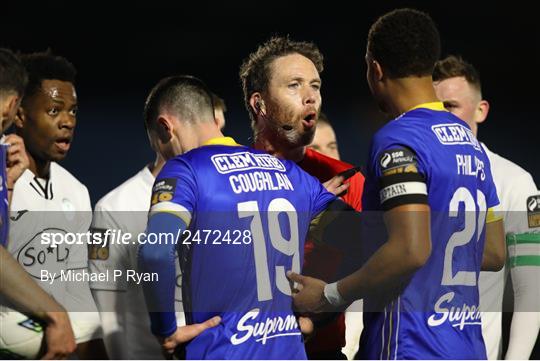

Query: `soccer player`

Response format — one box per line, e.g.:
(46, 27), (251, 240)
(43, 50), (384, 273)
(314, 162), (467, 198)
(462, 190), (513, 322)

(8, 51), (106, 358)
(239, 35), (364, 359)
(138, 75), (361, 359)
(289, 9), (506, 359)
(433, 55), (540, 360)
(308, 113), (340, 160)
(0, 47), (76, 360)
(89, 151), (185, 359)
(89, 91), (225, 359)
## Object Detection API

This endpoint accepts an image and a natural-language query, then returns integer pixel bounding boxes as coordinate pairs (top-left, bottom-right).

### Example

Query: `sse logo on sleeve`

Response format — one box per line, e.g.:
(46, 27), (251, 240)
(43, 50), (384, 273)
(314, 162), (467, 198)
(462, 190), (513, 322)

(527, 195), (540, 228)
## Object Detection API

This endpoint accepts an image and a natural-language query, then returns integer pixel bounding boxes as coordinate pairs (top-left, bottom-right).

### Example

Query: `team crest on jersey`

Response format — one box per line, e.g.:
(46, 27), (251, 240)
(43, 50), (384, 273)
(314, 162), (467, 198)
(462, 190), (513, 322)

(88, 228), (110, 260)
(527, 195), (540, 228)
(378, 148), (418, 176)
(17, 228), (70, 279)
(151, 178), (176, 205)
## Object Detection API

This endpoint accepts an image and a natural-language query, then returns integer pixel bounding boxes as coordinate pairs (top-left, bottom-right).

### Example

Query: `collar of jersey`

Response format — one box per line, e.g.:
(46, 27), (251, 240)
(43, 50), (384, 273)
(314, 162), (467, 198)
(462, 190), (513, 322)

(202, 136), (239, 147)
(407, 101), (447, 112)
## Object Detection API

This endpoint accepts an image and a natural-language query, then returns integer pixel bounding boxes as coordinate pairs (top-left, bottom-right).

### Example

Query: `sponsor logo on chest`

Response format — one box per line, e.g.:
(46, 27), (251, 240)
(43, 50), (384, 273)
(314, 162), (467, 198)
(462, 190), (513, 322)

(431, 124), (482, 151)
(230, 308), (301, 346)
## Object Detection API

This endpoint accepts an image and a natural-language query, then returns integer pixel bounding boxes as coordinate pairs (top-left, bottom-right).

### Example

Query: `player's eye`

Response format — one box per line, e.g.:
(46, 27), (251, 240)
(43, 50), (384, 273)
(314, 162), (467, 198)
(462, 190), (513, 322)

(47, 108), (59, 116)
(69, 108), (78, 116)
(443, 102), (457, 110)
(288, 82), (300, 89)
(311, 83), (321, 91)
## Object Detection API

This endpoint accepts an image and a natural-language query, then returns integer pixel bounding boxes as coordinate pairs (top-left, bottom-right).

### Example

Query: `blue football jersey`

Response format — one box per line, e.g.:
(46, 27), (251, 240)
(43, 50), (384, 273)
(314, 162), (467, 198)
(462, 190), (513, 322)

(150, 138), (335, 359)
(360, 103), (500, 359)
(1, 144), (9, 247)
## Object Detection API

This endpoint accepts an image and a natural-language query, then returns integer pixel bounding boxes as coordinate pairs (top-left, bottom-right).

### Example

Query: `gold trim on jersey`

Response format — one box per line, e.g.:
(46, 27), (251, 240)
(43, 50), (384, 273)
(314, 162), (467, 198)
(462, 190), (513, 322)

(408, 101), (447, 112)
(486, 206), (503, 223)
(202, 137), (239, 146)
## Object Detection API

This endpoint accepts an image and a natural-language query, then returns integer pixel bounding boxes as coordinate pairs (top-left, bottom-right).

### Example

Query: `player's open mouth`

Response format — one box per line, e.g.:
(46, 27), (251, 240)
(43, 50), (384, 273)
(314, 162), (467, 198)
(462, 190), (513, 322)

(302, 112), (317, 129)
(54, 137), (71, 152)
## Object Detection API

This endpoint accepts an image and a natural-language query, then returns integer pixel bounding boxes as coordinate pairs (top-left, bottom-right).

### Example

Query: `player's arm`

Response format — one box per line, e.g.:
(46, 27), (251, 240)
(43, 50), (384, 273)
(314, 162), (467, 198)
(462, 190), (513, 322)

(139, 210), (187, 337)
(505, 233), (540, 360)
(138, 210), (221, 354)
(0, 246), (77, 359)
(290, 147), (431, 313)
(481, 213), (505, 271)
(290, 203), (430, 312)
(505, 185), (540, 359)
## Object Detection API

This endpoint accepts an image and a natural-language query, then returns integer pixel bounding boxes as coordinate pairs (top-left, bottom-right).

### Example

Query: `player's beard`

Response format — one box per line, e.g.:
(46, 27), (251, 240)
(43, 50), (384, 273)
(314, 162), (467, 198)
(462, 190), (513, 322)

(264, 101), (316, 148)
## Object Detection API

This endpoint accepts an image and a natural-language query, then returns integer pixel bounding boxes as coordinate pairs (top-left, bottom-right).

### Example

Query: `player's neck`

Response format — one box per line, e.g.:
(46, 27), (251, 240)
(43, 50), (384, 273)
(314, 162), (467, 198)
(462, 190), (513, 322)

(253, 135), (305, 163)
(197, 124), (225, 147)
(28, 153), (50, 179)
(387, 76), (440, 118)
(149, 154), (166, 177)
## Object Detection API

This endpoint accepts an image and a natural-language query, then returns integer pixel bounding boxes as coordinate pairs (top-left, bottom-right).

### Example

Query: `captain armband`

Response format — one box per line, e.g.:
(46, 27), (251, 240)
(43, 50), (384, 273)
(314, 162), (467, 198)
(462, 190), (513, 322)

(377, 147), (428, 210)
(379, 173), (428, 210)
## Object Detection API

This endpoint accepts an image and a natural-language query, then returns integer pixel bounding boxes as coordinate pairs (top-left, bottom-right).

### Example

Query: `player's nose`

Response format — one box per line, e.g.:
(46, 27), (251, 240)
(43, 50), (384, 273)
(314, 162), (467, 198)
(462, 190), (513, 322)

(58, 112), (76, 130)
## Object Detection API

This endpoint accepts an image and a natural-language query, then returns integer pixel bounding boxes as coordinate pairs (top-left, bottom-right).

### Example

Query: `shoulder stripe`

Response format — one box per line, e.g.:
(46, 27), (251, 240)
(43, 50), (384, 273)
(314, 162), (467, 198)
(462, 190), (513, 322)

(149, 201), (192, 225)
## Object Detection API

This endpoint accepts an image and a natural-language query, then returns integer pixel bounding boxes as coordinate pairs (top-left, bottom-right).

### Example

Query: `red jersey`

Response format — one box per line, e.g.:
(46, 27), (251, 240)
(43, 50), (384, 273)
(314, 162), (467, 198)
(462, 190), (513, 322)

(298, 147), (364, 355)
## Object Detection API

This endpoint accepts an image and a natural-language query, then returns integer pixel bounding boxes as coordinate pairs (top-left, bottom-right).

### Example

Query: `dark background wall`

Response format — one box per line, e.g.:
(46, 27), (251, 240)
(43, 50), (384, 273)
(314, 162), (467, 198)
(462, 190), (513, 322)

(2, 1), (538, 205)
(2, 0), (539, 357)
(0, 1), (540, 203)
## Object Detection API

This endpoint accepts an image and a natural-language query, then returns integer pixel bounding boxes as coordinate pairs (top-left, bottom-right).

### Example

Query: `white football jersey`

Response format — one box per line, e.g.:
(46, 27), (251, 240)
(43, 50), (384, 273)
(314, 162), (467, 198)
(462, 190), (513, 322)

(5, 163), (102, 343)
(479, 144), (539, 360)
(90, 165), (184, 359)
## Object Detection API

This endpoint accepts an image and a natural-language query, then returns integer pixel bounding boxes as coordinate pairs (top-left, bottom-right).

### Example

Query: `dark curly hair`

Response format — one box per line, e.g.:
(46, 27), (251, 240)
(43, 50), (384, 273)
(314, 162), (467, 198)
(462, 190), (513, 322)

(239, 36), (323, 124)
(20, 50), (76, 101)
(433, 55), (482, 94)
(368, 8), (440, 78)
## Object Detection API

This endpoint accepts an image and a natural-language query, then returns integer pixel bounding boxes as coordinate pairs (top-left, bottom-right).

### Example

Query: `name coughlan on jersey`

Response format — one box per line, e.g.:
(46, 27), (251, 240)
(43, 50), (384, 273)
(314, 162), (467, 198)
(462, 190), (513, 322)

(40, 268), (158, 285)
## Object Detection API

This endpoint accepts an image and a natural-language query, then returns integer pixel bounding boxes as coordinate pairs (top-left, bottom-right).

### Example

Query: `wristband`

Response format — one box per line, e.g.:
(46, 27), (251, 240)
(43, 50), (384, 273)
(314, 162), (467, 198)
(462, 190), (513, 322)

(324, 282), (346, 307)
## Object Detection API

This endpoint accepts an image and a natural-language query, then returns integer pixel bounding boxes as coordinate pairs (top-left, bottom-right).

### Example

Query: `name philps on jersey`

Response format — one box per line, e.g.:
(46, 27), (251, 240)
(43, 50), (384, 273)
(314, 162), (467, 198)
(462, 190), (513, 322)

(456, 154), (486, 180)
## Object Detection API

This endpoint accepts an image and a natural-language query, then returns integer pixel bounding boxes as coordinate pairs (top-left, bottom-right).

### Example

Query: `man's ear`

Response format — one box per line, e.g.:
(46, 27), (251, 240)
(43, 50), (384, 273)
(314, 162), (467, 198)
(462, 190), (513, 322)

(156, 115), (173, 144)
(372, 59), (384, 82)
(14, 105), (25, 128)
(249, 92), (266, 116)
(476, 99), (490, 124)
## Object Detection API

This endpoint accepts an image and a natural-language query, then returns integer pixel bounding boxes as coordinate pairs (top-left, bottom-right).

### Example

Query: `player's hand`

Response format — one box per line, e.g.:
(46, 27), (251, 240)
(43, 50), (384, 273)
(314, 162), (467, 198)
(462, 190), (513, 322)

(3, 134), (29, 189)
(159, 316), (221, 355)
(298, 316), (315, 342)
(323, 174), (350, 197)
(41, 311), (77, 360)
(287, 271), (330, 314)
